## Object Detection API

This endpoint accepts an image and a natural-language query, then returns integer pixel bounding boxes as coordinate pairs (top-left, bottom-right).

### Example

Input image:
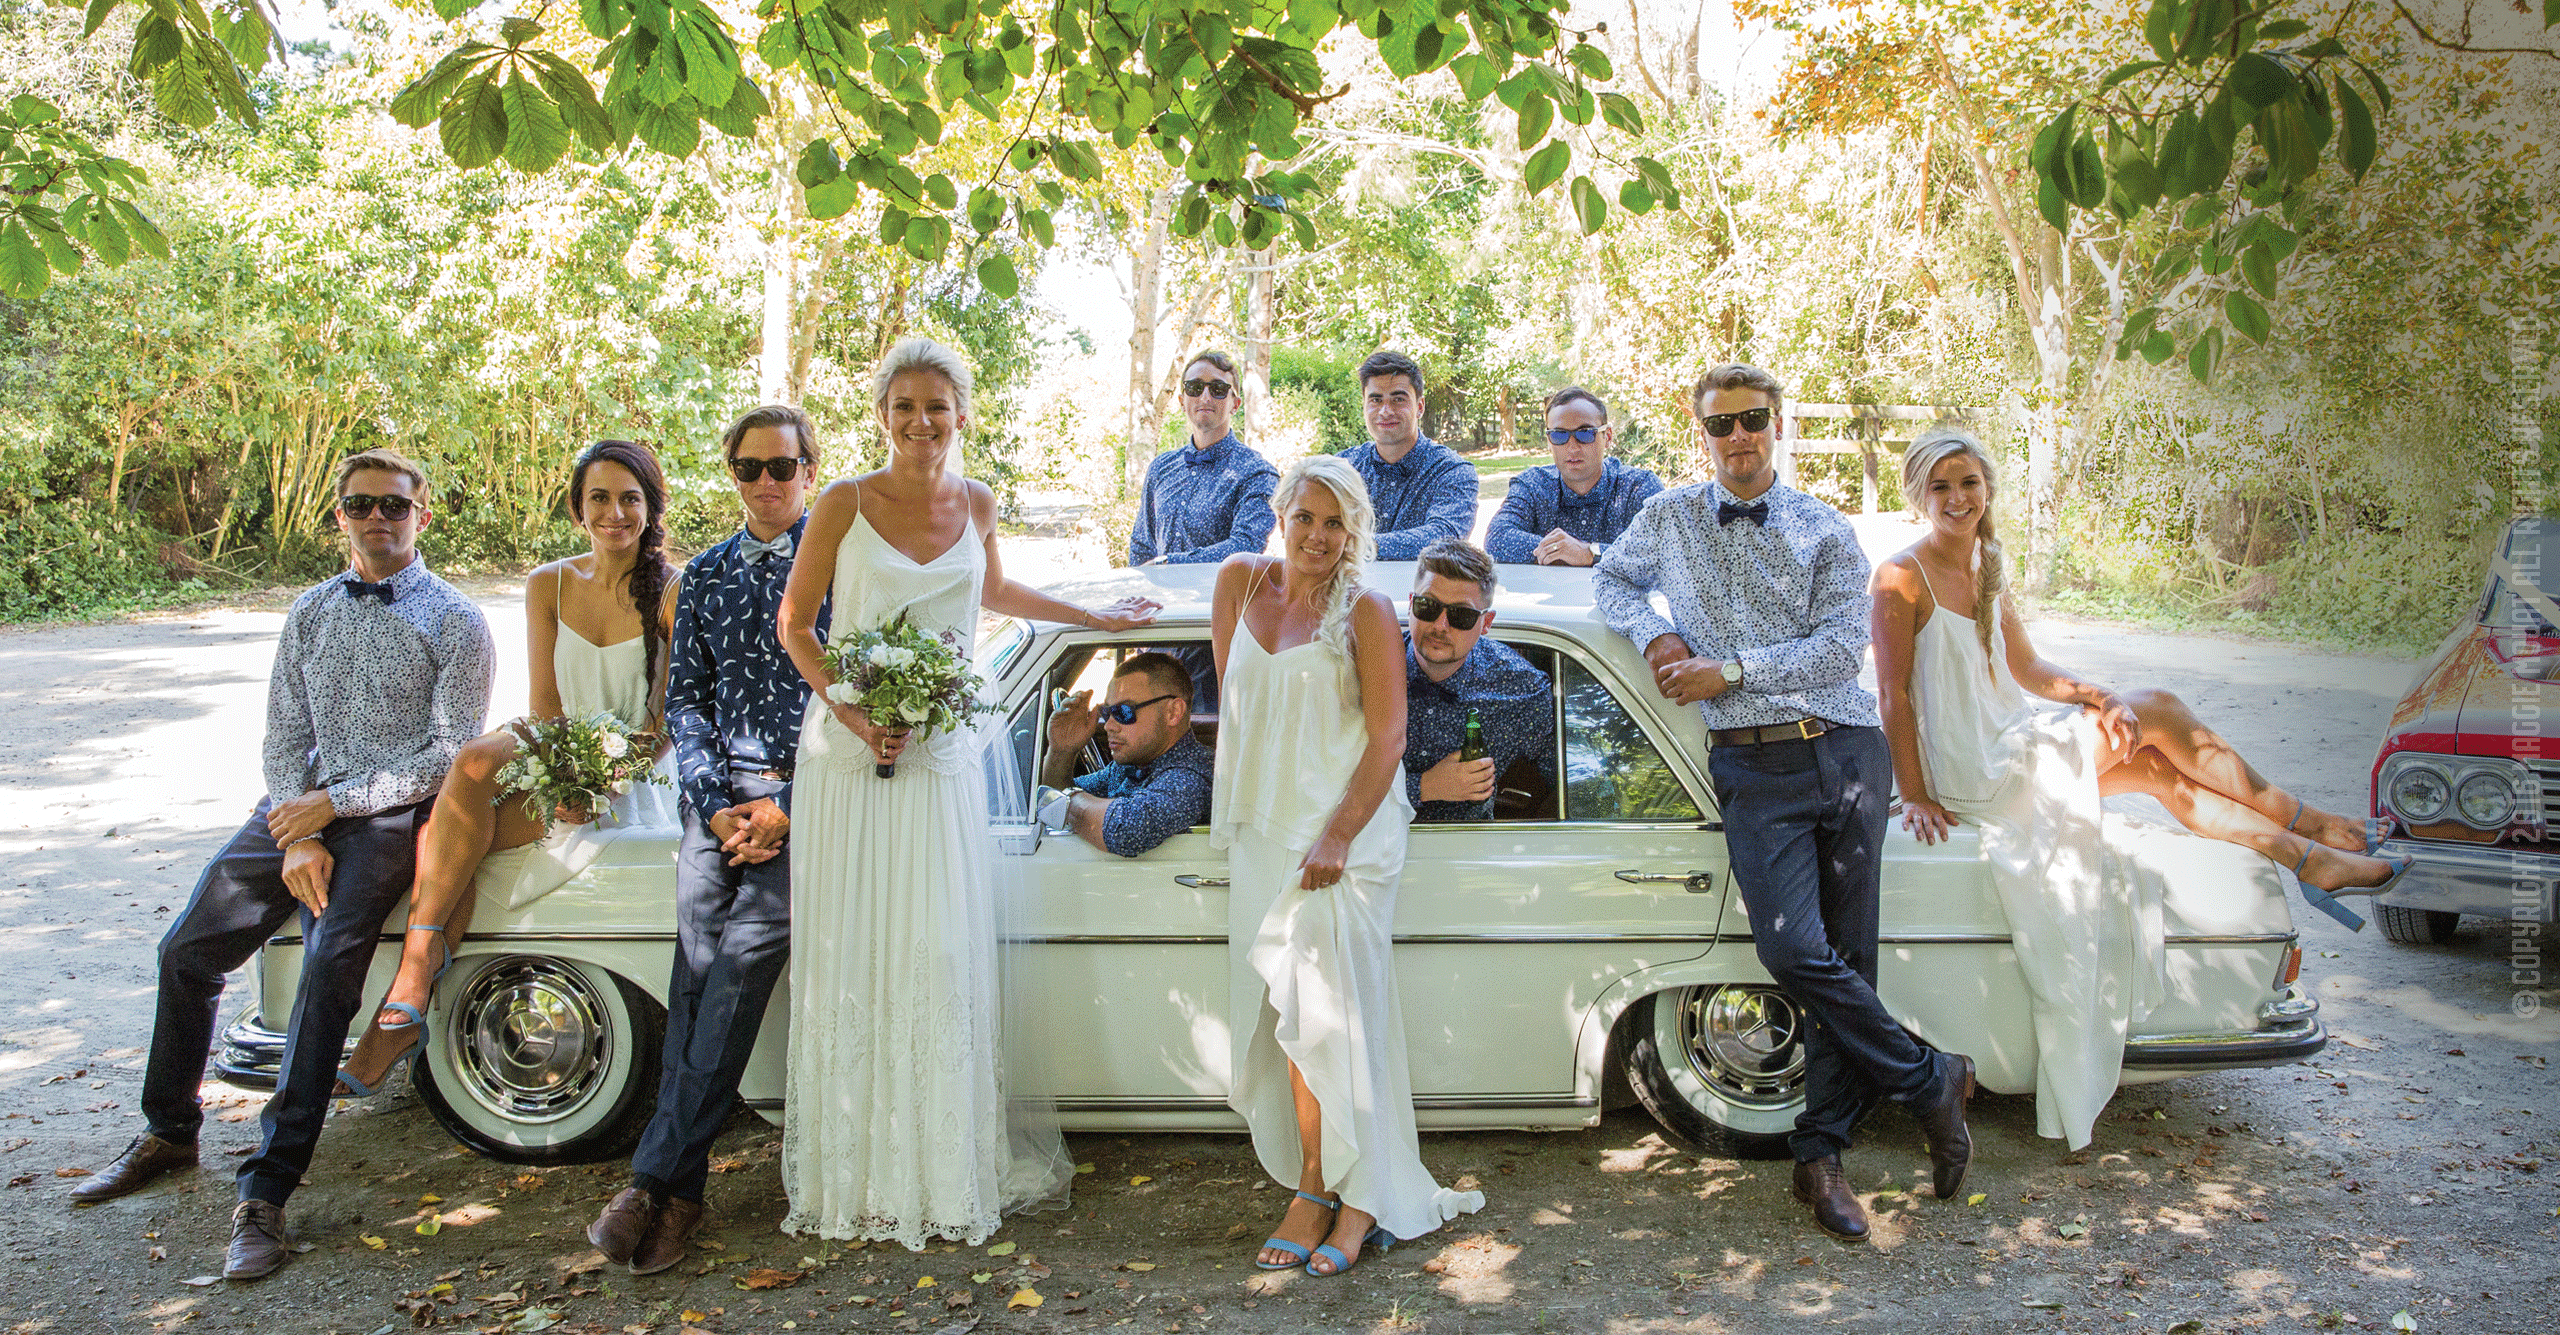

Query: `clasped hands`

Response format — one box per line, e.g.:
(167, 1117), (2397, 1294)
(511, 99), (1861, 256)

(1530, 528), (1597, 567)
(1643, 635), (1735, 706)
(709, 797), (789, 867)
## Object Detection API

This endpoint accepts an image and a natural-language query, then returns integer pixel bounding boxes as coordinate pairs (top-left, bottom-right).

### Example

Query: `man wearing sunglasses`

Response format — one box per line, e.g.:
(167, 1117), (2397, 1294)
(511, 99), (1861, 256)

(1485, 387), (1664, 566)
(590, 404), (829, 1271)
(1341, 350), (1480, 560)
(77, 449), (495, 1280)
(1594, 363), (1976, 1245)
(1035, 652), (1213, 856)
(1402, 540), (1553, 822)
(1129, 350), (1279, 569)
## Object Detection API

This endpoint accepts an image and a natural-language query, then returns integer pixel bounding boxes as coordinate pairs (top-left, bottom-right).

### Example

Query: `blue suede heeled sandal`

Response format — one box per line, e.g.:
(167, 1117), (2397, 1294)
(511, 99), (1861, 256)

(1307, 1224), (1395, 1278)
(1255, 1190), (1340, 1271)
(335, 925), (451, 1097)
(2290, 842), (2416, 934)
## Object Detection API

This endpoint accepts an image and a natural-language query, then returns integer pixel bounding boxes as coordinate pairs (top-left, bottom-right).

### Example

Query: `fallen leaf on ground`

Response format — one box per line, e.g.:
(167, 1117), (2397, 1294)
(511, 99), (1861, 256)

(419, 1193), (443, 1204)
(679, 1311), (709, 1323)
(1073, 1163), (1095, 1175)
(1966, 1193), (1987, 1206)
(361, 1235), (388, 1250)
(971, 1271), (993, 1282)
(1009, 1288), (1042, 1311)
(415, 1217), (443, 1236)
(2057, 1222), (2088, 1239)
(53, 1166), (92, 1178)
(148, 1245), (166, 1261)
(548, 1249), (606, 1276)
(1128, 1175), (1151, 1186)
(916, 1275), (937, 1287)
(2390, 1313), (2417, 1332)
(739, 1268), (802, 1290)
(1120, 1261), (1156, 1272)
(179, 1275), (219, 1287)
(985, 1241), (1017, 1256)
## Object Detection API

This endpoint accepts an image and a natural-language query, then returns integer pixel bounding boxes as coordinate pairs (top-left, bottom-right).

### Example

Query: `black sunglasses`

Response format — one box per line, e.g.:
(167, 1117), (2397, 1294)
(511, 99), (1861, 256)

(1547, 426), (1600, 446)
(1103, 692), (1180, 724)
(1410, 593), (1484, 631)
(728, 455), (809, 483)
(1701, 407), (1774, 438)
(1181, 379), (1234, 400)
(337, 493), (417, 520)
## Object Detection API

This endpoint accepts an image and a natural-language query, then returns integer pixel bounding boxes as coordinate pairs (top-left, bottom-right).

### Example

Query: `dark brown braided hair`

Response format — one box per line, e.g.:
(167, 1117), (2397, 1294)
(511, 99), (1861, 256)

(568, 440), (673, 701)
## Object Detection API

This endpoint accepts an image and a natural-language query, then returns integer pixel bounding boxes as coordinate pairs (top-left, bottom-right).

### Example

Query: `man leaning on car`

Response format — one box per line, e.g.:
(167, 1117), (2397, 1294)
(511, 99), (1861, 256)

(1039, 652), (1214, 856)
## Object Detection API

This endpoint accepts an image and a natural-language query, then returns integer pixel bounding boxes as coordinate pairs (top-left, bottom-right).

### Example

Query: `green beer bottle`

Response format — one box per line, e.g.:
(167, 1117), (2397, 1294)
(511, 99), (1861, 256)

(1459, 707), (1487, 763)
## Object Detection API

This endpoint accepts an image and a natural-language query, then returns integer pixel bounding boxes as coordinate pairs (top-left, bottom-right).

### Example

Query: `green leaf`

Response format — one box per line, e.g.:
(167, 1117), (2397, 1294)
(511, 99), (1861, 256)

(2067, 133), (2107, 208)
(878, 206), (909, 246)
(1569, 174), (1606, 234)
(967, 185), (1004, 234)
(1515, 88), (1553, 149)
(2100, 59), (2162, 93)
(526, 51), (616, 150)
(2116, 305), (2160, 359)
(2241, 243), (2277, 297)
(2336, 76), (2377, 179)
(33, 221), (80, 276)
(1564, 40), (1611, 81)
(2229, 53), (2293, 109)
(9, 93), (59, 124)
(1449, 51), (1496, 101)
(437, 70), (510, 168)
(1521, 137), (1569, 195)
(0, 222), (50, 298)
(110, 198), (167, 258)
(705, 73), (768, 138)
(81, 0), (117, 39)
(214, 6), (275, 72)
(675, 13), (737, 109)
(129, 14), (181, 73)
(805, 172), (859, 219)
(150, 45), (217, 128)
(432, 0), (476, 19)
(2110, 153), (2162, 215)
(1019, 206), (1054, 246)
(1597, 90), (1642, 134)
(901, 214), (944, 262)
(2036, 174), (2066, 232)
(499, 75), (571, 171)
(391, 46), (491, 128)
(924, 172), (957, 209)
(1409, 22), (1447, 73)
(80, 198), (130, 265)
(756, 17), (801, 71)
(2143, 0), (2180, 62)
(1617, 178), (1655, 214)
(2224, 289), (2271, 343)
(2188, 325), (2222, 381)
(2140, 329), (2174, 364)
(976, 251), (1019, 297)
(2258, 19), (2311, 40)
(630, 97), (701, 157)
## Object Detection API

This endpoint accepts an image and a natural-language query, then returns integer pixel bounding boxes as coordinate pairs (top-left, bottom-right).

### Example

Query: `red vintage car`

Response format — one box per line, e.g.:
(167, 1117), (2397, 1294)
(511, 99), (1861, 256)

(2369, 516), (2559, 942)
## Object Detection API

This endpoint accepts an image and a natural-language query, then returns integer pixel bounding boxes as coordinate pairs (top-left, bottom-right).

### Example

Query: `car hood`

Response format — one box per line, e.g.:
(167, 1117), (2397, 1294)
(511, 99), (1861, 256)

(2452, 628), (2560, 760)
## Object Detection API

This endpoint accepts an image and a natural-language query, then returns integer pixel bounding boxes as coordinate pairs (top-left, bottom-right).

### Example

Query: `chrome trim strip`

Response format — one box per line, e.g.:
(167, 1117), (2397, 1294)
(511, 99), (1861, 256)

(265, 928), (2295, 949)
(1001, 933), (1722, 946)
(1048, 1094), (1594, 1112)
(2372, 837), (2558, 921)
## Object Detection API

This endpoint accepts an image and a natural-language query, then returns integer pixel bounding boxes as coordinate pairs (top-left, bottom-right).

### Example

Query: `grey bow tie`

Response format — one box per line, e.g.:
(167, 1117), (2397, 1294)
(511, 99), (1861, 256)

(740, 531), (795, 565)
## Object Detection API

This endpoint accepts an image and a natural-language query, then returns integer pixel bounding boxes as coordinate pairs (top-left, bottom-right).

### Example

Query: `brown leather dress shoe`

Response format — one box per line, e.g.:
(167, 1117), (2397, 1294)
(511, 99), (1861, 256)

(223, 1200), (292, 1281)
(69, 1133), (197, 1205)
(1791, 1155), (1870, 1243)
(1918, 1053), (1978, 1200)
(629, 1197), (704, 1276)
(587, 1187), (658, 1265)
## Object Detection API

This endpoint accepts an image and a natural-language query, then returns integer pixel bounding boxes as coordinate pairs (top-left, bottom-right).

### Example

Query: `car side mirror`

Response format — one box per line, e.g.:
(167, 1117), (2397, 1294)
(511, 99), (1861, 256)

(993, 819), (1043, 857)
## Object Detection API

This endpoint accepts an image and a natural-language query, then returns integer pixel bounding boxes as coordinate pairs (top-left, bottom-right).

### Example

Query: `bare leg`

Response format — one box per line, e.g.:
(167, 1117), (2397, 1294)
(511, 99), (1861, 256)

(337, 729), (550, 1089)
(2101, 689), (2373, 851)
(2100, 749), (2399, 891)
(1295, 1061), (1383, 1275)
(1256, 1060), (1339, 1268)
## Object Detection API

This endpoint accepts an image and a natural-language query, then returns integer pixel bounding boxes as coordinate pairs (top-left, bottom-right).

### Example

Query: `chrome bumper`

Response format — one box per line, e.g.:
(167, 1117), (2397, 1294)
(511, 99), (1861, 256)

(2373, 839), (2557, 922)
(2121, 986), (2326, 1069)
(212, 1016), (332, 1090)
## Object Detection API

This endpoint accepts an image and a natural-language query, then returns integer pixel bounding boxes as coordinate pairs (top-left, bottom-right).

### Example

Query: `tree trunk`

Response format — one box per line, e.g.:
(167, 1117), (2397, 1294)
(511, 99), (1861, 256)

(1144, 254), (1234, 447)
(1498, 384), (1516, 453)
(1241, 247), (1276, 446)
(1123, 188), (1174, 497)
(757, 167), (803, 405)
(788, 229), (842, 404)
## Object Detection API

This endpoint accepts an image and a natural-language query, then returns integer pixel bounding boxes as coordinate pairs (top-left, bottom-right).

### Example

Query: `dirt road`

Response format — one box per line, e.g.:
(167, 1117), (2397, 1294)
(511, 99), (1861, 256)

(3, 559), (2554, 1334)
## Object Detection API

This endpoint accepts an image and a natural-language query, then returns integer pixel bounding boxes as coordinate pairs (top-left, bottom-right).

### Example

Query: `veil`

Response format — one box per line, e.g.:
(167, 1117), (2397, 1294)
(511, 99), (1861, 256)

(980, 710), (1076, 1217)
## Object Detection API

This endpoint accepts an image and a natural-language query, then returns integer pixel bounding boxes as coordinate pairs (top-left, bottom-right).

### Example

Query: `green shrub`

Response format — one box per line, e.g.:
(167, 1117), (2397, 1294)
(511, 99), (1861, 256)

(1268, 346), (1366, 453)
(0, 499), (182, 621)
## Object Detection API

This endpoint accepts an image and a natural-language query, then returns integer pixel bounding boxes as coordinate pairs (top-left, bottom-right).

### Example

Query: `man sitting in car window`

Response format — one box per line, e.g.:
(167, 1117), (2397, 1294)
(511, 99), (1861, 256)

(1038, 652), (1215, 856)
(1405, 539), (1555, 821)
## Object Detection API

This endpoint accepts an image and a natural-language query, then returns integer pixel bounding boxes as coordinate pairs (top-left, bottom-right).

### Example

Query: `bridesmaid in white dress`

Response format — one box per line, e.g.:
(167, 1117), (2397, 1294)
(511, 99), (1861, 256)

(1870, 426), (2413, 1146)
(1211, 455), (1484, 1278)
(337, 440), (682, 1094)
(775, 337), (1156, 1247)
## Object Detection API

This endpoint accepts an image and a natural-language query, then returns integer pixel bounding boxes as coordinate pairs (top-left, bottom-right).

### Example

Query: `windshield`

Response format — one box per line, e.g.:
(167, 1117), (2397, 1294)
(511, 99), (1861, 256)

(981, 615), (1032, 680)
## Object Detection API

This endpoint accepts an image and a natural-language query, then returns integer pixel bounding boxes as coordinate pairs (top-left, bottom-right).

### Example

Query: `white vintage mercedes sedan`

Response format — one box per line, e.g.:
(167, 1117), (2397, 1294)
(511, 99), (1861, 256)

(219, 563), (2324, 1162)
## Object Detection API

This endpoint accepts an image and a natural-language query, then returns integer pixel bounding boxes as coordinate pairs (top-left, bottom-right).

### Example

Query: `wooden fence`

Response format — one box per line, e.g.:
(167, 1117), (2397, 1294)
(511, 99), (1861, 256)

(1778, 403), (2021, 514)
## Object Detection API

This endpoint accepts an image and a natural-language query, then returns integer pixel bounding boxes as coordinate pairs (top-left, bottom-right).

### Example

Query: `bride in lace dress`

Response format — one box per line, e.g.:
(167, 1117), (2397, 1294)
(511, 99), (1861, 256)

(775, 338), (1158, 1247)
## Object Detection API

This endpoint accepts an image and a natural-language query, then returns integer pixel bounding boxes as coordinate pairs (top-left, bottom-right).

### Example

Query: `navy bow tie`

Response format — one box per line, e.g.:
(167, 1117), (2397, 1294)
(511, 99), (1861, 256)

(1717, 499), (1769, 527)
(342, 576), (398, 604)
(1182, 438), (1227, 467)
(739, 531), (795, 564)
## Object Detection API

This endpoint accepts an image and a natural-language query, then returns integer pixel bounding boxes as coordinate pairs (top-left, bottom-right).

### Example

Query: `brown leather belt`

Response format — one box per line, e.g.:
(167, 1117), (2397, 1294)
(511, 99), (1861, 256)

(1711, 717), (1832, 747)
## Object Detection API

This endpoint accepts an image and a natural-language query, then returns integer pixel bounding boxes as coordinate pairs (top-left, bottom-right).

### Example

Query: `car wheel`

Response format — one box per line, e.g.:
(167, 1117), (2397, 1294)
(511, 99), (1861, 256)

(1622, 986), (1804, 1160)
(413, 955), (664, 1165)
(2374, 904), (2460, 945)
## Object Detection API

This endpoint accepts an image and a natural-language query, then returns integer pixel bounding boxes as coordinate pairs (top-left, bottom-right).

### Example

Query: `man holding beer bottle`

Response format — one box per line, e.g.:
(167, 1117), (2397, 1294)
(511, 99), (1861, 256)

(1403, 539), (1553, 822)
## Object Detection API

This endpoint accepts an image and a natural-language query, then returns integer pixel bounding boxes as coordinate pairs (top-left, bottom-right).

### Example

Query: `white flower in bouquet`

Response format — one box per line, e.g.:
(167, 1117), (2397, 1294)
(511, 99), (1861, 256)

(600, 731), (630, 760)
(826, 682), (857, 704)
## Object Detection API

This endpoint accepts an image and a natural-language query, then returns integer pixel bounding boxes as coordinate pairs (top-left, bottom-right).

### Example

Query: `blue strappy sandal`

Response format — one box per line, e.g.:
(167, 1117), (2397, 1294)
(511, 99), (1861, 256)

(2290, 842), (2416, 934)
(2288, 799), (2394, 857)
(1255, 1190), (1339, 1271)
(335, 925), (451, 1097)
(1306, 1224), (1395, 1278)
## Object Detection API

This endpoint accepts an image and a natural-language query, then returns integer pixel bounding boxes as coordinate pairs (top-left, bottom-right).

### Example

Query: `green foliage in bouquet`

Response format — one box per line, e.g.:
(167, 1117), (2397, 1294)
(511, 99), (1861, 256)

(821, 612), (998, 742)
(493, 712), (662, 830)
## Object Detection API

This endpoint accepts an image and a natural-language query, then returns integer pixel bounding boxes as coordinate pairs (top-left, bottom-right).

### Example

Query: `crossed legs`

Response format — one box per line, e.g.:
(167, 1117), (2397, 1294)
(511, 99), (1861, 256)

(338, 729), (549, 1090)
(2097, 689), (2399, 892)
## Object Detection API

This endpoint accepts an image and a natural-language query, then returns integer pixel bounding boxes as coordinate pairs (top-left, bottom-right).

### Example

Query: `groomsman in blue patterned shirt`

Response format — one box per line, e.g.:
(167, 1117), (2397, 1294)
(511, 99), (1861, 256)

(1341, 350), (1480, 560)
(1594, 363), (1974, 1246)
(589, 405), (829, 1277)
(1037, 652), (1214, 856)
(1402, 539), (1552, 822)
(73, 449), (494, 1283)
(1484, 386), (1664, 566)
(1129, 350), (1279, 568)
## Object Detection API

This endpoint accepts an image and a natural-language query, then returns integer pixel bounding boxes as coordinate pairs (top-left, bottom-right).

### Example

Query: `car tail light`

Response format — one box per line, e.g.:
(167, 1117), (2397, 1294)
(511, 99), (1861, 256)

(2277, 945), (2302, 988)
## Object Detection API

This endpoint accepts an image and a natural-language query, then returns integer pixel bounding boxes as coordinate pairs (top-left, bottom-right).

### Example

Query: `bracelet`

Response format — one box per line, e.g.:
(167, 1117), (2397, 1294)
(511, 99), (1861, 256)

(284, 833), (321, 849)
(1078, 608), (1094, 629)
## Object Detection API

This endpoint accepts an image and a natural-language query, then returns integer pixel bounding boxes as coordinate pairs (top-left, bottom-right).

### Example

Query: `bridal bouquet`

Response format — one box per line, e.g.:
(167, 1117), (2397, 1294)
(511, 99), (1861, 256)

(494, 713), (661, 829)
(822, 614), (997, 777)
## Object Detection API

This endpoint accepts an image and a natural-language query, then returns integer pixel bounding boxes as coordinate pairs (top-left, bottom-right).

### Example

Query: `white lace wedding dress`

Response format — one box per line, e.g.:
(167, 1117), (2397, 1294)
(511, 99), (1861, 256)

(780, 507), (1072, 1247)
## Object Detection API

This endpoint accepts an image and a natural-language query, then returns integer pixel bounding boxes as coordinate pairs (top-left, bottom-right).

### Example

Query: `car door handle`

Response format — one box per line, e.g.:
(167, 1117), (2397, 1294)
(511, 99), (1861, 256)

(1173, 875), (1230, 889)
(1615, 869), (1715, 894)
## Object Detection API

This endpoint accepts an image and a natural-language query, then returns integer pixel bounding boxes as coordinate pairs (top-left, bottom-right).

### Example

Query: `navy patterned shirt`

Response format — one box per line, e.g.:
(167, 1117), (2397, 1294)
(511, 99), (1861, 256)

(1404, 635), (1555, 822)
(1593, 480), (1881, 731)
(667, 516), (830, 818)
(1340, 437), (1480, 560)
(263, 559), (494, 816)
(1129, 432), (1279, 565)
(1484, 459), (1665, 563)
(1072, 730), (1214, 856)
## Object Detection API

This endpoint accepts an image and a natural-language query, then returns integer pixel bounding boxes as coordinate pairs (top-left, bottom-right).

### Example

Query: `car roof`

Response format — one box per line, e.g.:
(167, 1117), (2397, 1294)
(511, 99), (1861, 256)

(1033, 559), (1621, 631)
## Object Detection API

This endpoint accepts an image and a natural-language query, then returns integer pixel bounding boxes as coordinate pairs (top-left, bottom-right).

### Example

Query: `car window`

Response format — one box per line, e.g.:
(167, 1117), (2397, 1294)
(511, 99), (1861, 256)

(1560, 654), (1703, 822)
(1032, 638), (1219, 805)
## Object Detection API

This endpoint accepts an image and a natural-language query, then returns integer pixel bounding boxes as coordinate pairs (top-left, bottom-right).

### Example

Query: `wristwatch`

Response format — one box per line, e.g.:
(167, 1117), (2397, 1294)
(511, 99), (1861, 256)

(1719, 659), (1744, 687)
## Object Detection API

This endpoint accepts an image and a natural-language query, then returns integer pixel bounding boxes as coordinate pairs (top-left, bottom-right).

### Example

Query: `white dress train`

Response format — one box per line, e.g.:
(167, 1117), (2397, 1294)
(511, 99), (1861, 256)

(1212, 621), (1484, 1243)
(476, 618), (680, 910)
(781, 509), (1072, 1248)
(1910, 574), (2166, 1149)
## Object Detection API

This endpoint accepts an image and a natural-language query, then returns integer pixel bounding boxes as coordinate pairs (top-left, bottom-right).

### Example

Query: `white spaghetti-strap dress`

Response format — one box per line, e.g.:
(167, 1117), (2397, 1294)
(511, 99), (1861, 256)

(1909, 569), (2165, 1149)
(1212, 614), (1483, 1242)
